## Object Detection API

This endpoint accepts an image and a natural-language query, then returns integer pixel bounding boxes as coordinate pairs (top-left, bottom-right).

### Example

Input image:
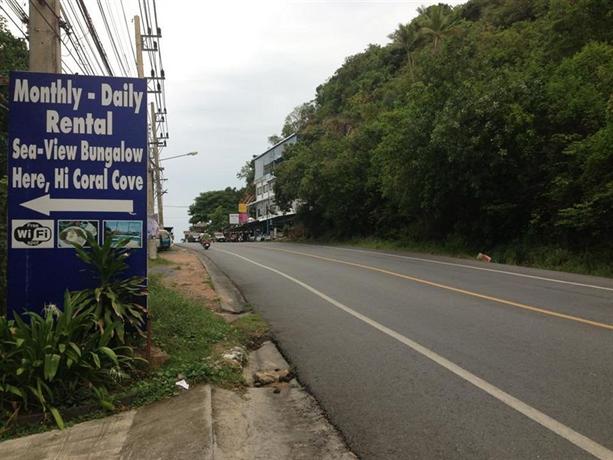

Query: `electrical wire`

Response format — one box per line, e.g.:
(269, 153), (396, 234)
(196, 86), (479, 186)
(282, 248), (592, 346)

(60, 3), (94, 74)
(104, 0), (134, 76)
(28, 0), (86, 74)
(96, 0), (128, 76)
(0, 4), (28, 39)
(65, 0), (106, 75)
(76, 0), (113, 75)
(120, 0), (137, 73)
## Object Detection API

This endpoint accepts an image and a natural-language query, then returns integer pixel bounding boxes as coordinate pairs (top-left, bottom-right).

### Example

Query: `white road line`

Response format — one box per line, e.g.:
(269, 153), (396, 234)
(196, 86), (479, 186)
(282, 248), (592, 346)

(317, 245), (613, 292)
(218, 248), (613, 460)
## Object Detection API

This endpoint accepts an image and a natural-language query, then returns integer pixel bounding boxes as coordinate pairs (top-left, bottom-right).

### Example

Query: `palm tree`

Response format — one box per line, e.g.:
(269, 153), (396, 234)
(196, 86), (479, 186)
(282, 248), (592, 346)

(416, 4), (459, 51)
(388, 23), (419, 76)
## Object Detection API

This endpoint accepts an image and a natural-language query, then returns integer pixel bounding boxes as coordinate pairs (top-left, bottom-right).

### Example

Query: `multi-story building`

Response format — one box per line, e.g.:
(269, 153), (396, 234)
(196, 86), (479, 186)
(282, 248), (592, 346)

(249, 133), (298, 235)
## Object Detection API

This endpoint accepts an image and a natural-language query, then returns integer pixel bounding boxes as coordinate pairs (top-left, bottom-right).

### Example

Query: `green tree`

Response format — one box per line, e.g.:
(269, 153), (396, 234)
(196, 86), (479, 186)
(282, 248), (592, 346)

(281, 102), (316, 137)
(388, 23), (419, 76)
(236, 159), (255, 196)
(250, 0), (613, 268)
(267, 134), (283, 146)
(208, 205), (229, 232)
(188, 187), (242, 227)
(0, 19), (28, 315)
(1, 18), (28, 173)
(416, 4), (460, 51)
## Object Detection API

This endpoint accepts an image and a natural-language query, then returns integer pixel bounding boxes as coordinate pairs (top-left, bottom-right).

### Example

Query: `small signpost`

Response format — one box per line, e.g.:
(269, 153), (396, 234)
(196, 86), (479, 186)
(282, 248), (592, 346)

(7, 71), (147, 316)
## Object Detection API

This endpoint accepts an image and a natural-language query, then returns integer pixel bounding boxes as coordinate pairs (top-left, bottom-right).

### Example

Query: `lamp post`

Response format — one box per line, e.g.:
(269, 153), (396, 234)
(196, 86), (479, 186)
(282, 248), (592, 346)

(160, 151), (198, 162)
(154, 151), (198, 227)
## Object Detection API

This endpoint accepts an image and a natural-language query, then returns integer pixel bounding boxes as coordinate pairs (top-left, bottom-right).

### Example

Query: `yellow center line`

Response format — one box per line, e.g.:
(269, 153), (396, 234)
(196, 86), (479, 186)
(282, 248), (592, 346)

(259, 246), (613, 332)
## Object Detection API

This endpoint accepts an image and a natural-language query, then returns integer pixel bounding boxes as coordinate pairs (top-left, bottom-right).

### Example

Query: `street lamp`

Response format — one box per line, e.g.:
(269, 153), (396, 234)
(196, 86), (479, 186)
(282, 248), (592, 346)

(159, 151), (198, 162)
(155, 151), (198, 227)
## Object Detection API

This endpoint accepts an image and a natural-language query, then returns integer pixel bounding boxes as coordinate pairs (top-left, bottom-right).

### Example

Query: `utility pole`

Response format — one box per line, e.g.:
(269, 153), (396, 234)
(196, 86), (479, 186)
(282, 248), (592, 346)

(135, 16), (154, 363)
(134, 15), (157, 260)
(29, 0), (61, 72)
(151, 102), (164, 227)
(134, 15), (144, 79)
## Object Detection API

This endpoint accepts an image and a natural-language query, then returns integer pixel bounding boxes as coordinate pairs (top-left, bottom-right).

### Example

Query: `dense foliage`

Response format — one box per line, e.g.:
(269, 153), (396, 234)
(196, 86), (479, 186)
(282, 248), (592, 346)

(273, 0), (613, 263)
(0, 238), (145, 430)
(73, 235), (147, 342)
(0, 19), (28, 315)
(0, 292), (135, 429)
(188, 187), (243, 232)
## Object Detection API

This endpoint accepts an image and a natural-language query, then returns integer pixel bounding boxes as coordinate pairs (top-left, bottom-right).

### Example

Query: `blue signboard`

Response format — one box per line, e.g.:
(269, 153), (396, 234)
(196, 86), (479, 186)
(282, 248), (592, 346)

(7, 72), (147, 316)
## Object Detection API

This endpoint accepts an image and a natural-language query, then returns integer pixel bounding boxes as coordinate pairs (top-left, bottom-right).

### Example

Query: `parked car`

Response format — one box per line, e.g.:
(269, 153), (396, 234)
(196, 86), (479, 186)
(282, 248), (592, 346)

(213, 232), (226, 242)
(158, 229), (172, 251)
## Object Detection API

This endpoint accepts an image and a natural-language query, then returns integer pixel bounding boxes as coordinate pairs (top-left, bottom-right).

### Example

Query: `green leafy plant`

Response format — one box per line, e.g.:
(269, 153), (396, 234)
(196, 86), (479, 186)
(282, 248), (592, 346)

(0, 291), (137, 430)
(73, 234), (147, 342)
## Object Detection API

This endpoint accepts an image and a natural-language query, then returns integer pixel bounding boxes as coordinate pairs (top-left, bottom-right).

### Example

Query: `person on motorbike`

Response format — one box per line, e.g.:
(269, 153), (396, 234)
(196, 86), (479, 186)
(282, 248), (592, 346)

(200, 233), (212, 249)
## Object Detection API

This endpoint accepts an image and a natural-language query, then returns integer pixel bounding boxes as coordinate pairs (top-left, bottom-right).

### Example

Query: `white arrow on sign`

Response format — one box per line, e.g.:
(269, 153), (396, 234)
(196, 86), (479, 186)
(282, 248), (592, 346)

(20, 194), (134, 216)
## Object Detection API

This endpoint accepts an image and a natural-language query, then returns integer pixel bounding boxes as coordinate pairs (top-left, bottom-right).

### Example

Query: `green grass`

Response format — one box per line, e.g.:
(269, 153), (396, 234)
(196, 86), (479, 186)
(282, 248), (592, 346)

(232, 313), (269, 349)
(488, 244), (613, 278)
(119, 276), (247, 406)
(343, 237), (473, 259)
(148, 256), (173, 267)
(331, 237), (613, 278)
(1, 275), (267, 439)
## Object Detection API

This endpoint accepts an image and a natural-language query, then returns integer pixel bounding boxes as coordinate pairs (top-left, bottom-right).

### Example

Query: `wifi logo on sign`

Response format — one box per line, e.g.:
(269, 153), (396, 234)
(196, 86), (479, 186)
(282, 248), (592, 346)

(11, 220), (54, 249)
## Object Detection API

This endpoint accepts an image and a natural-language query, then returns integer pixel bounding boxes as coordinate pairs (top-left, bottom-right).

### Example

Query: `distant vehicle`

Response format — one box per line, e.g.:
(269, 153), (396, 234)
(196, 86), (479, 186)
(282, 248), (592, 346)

(158, 229), (172, 251)
(183, 231), (202, 242)
(213, 232), (226, 242)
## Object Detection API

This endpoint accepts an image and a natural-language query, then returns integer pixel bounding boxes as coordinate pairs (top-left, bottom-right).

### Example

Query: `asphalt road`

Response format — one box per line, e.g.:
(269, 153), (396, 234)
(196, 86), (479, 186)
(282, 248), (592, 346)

(186, 242), (613, 460)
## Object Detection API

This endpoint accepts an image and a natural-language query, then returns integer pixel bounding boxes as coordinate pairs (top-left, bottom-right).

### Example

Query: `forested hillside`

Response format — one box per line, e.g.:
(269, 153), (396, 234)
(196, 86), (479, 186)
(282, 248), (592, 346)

(272, 0), (612, 272)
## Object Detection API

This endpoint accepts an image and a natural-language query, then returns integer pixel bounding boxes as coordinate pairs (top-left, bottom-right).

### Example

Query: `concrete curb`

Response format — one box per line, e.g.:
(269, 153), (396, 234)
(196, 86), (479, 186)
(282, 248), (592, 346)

(178, 244), (248, 314)
(204, 384), (216, 460)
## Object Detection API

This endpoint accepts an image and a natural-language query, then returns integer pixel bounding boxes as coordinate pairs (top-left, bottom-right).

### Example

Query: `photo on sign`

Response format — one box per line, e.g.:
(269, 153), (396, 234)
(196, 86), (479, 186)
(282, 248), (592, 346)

(103, 220), (143, 248)
(57, 220), (99, 248)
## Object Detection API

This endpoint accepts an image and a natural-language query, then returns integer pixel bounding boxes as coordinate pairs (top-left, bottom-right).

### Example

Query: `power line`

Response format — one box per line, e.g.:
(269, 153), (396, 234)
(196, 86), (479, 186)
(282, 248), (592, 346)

(0, 4), (28, 39)
(65, 0), (106, 75)
(120, 0), (137, 74)
(76, 0), (113, 75)
(96, 0), (127, 76)
(28, 0), (86, 74)
(60, 3), (94, 74)
(40, 1), (91, 75)
(104, 0), (134, 76)
(5, 0), (27, 23)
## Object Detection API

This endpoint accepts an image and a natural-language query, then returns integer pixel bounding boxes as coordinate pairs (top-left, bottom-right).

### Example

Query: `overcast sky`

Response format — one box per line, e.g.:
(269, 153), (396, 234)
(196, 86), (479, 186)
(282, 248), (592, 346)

(5, 0), (461, 235)
(157, 0), (471, 235)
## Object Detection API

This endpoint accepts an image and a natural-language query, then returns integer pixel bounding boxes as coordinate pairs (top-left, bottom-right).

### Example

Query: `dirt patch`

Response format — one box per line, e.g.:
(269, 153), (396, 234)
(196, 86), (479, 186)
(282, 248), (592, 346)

(155, 248), (220, 309)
